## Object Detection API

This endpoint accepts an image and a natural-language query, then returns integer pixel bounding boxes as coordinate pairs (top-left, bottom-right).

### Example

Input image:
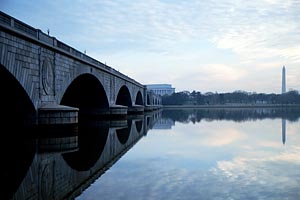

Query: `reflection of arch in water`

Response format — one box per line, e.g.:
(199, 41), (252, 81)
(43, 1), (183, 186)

(62, 120), (109, 171)
(139, 110), (161, 135)
(116, 120), (132, 144)
(63, 118), (146, 198)
(135, 120), (143, 134)
(147, 116), (150, 127)
(1, 138), (36, 200)
(128, 114), (144, 135)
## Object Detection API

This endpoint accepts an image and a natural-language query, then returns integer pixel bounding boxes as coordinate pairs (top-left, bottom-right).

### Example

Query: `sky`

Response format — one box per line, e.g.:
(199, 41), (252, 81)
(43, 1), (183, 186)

(1, 0), (300, 94)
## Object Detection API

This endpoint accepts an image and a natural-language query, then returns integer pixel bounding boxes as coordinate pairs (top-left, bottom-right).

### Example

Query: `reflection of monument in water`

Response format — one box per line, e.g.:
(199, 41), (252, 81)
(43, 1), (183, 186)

(282, 118), (286, 145)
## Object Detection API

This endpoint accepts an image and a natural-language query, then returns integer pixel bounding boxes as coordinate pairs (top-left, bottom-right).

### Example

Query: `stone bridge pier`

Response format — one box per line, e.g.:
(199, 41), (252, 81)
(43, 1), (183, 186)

(0, 11), (161, 130)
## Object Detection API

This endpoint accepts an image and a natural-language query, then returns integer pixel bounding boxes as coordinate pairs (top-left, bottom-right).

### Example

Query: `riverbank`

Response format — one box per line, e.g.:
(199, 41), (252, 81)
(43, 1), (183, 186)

(162, 104), (300, 109)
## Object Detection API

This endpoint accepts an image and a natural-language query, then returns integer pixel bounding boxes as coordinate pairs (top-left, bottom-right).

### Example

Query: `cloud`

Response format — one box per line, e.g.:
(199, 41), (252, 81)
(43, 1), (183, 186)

(258, 141), (282, 148)
(209, 0), (300, 63)
(78, 145), (300, 200)
(200, 64), (247, 82)
(216, 146), (300, 182)
(4, 0), (300, 60)
(202, 128), (246, 146)
(170, 63), (247, 92)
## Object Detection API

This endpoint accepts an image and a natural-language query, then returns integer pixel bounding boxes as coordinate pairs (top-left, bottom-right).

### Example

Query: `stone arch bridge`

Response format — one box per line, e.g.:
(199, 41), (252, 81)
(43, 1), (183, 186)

(0, 11), (161, 128)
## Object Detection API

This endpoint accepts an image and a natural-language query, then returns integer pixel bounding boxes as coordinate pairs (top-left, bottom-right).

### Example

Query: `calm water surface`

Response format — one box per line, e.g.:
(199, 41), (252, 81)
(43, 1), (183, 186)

(76, 108), (300, 200)
(4, 108), (300, 200)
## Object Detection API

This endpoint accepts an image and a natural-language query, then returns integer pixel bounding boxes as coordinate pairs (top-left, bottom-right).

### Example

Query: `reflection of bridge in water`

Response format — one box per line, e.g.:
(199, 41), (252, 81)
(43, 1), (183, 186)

(3, 111), (161, 200)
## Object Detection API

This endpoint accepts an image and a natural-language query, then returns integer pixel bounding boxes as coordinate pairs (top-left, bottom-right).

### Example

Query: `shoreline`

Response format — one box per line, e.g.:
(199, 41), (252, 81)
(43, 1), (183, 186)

(162, 104), (300, 109)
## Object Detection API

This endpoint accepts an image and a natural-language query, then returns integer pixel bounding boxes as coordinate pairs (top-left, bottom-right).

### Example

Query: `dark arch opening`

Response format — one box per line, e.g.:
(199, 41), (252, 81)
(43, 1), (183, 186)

(0, 65), (36, 128)
(116, 120), (132, 144)
(60, 74), (109, 118)
(135, 91), (143, 105)
(0, 65), (37, 199)
(116, 85), (132, 107)
(147, 94), (150, 105)
(62, 119), (109, 171)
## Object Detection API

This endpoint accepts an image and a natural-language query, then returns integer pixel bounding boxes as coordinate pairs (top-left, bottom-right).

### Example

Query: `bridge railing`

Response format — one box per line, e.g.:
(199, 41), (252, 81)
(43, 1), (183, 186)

(0, 11), (143, 87)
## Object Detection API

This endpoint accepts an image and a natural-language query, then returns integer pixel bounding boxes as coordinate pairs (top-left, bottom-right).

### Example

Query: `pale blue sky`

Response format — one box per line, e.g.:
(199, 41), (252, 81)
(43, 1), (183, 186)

(1, 0), (300, 93)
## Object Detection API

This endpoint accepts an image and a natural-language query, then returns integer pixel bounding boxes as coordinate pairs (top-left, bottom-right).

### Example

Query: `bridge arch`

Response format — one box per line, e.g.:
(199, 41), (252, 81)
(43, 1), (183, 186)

(60, 73), (109, 116)
(0, 11), (165, 126)
(116, 85), (132, 107)
(135, 91), (143, 105)
(154, 97), (160, 105)
(147, 94), (151, 105)
(0, 65), (36, 126)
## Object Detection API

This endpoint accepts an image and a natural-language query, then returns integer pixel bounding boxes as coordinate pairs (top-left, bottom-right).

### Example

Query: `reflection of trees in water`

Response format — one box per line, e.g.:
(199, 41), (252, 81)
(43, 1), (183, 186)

(162, 108), (300, 123)
(162, 109), (191, 123)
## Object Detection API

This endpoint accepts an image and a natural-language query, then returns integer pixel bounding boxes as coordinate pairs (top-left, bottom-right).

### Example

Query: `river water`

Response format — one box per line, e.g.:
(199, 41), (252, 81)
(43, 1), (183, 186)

(76, 108), (300, 200)
(4, 108), (300, 200)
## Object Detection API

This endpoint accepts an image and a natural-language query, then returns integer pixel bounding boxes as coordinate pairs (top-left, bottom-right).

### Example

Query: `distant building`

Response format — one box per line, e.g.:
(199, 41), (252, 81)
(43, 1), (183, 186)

(146, 84), (175, 96)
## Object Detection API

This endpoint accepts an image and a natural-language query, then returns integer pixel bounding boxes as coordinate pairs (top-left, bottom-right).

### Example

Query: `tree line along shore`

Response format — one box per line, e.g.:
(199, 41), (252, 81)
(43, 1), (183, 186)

(161, 90), (300, 107)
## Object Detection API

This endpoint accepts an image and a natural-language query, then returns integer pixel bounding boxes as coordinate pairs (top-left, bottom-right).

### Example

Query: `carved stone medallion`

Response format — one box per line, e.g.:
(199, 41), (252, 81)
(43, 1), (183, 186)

(42, 58), (54, 95)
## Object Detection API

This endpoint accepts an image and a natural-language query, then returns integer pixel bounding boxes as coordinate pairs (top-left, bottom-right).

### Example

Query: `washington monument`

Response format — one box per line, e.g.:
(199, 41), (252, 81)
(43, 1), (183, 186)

(282, 65), (286, 94)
